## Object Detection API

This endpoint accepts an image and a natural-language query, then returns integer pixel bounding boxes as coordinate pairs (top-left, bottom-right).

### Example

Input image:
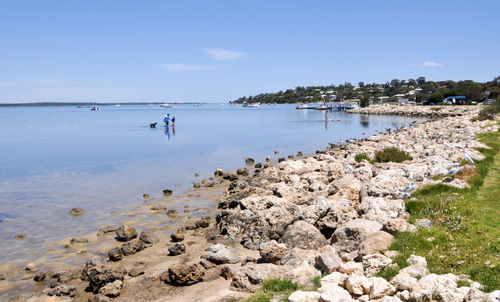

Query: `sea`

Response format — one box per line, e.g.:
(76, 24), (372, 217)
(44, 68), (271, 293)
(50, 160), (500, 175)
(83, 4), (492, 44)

(0, 103), (420, 264)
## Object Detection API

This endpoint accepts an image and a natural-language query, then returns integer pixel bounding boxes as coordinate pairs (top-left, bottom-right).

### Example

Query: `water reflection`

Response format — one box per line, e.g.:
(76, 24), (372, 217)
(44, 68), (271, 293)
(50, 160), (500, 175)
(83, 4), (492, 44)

(165, 126), (170, 140)
(360, 115), (370, 128)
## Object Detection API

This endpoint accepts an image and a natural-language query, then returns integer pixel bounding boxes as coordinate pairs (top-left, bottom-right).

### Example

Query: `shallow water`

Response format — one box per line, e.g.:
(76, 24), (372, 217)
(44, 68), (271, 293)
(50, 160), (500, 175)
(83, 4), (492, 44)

(0, 104), (420, 264)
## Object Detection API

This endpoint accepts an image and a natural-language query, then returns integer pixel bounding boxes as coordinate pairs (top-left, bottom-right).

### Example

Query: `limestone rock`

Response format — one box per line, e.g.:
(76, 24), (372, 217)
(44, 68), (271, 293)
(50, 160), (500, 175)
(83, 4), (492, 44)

(319, 285), (353, 302)
(121, 238), (145, 256)
(359, 231), (393, 255)
(168, 242), (186, 256)
(362, 254), (392, 276)
(170, 232), (184, 242)
(338, 262), (364, 275)
(279, 220), (328, 249)
(115, 225), (137, 241)
(139, 231), (159, 245)
(390, 271), (417, 290)
(162, 263), (205, 286)
(333, 219), (382, 246)
(82, 258), (127, 293)
(207, 243), (240, 264)
(316, 249), (342, 274)
(99, 280), (122, 297)
(345, 274), (371, 295)
(108, 247), (122, 261)
(260, 240), (287, 263)
(369, 277), (396, 299)
(288, 291), (321, 302)
(42, 285), (77, 297)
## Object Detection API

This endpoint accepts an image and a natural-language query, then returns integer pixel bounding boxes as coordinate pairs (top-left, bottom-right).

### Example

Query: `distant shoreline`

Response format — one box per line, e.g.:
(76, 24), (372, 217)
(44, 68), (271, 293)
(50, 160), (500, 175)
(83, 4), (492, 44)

(0, 102), (210, 107)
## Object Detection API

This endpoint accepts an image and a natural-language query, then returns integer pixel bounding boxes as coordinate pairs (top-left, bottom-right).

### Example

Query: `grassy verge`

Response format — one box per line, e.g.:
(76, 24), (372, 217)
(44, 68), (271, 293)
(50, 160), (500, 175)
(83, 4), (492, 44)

(377, 124), (500, 292)
(244, 277), (322, 302)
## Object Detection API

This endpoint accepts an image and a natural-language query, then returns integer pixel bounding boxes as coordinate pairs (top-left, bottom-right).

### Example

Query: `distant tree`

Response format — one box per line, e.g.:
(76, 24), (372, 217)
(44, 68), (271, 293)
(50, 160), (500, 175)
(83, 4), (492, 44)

(428, 93), (444, 104)
(358, 82), (365, 88)
(390, 79), (400, 87)
(360, 95), (370, 107)
(417, 77), (426, 85)
(408, 79), (417, 86)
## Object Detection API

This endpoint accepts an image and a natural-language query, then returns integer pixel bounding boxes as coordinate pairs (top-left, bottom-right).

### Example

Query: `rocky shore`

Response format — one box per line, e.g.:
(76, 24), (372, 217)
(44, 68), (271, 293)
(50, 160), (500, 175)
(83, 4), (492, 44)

(348, 104), (479, 117)
(8, 107), (500, 301)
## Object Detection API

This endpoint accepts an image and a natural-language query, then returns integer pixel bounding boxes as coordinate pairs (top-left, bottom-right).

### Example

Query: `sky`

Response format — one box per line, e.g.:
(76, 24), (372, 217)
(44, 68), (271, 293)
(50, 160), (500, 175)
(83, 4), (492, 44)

(0, 0), (499, 103)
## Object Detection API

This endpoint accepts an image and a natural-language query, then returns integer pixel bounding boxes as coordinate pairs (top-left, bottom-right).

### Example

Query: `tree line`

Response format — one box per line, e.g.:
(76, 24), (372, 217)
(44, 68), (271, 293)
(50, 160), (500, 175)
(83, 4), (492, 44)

(231, 76), (500, 105)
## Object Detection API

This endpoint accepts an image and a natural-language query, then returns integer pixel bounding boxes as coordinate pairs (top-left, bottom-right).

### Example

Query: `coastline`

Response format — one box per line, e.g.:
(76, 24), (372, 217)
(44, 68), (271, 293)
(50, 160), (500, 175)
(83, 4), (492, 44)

(3, 106), (500, 301)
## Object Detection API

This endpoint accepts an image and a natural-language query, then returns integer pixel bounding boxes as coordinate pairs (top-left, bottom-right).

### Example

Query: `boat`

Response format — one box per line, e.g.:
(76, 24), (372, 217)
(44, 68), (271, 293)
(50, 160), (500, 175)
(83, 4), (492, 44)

(160, 103), (175, 108)
(296, 104), (312, 109)
(242, 102), (260, 108)
(193, 103), (201, 107)
(90, 106), (99, 111)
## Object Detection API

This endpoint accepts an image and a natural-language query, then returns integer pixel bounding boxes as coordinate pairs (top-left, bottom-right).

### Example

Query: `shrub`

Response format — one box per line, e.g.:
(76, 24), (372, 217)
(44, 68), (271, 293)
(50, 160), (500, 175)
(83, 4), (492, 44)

(475, 99), (500, 121)
(375, 147), (413, 163)
(355, 153), (374, 164)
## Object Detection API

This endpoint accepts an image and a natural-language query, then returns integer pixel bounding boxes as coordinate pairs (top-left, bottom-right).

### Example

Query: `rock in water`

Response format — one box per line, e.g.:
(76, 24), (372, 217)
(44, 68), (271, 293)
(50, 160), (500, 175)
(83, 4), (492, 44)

(115, 225), (137, 241)
(163, 189), (173, 196)
(168, 243), (186, 256)
(33, 271), (46, 282)
(14, 234), (25, 240)
(161, 263), (205, 286)
(245, 158), (255, 165)
(68, 207), (85, 216)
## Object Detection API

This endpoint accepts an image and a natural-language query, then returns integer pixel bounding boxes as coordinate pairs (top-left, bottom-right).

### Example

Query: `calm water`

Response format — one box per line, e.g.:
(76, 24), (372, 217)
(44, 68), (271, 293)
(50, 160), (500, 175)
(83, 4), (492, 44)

(0, 104), (419, 264)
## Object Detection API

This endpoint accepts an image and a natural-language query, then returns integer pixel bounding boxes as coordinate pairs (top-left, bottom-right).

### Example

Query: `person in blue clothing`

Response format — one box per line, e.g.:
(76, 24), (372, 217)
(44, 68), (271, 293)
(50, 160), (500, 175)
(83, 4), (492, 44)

(164, 114), (170, 127)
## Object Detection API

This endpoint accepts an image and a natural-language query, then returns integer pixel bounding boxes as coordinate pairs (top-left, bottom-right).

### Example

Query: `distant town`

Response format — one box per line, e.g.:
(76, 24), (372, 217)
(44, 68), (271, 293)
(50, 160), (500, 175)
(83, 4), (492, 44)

(231, 76), (500, 106)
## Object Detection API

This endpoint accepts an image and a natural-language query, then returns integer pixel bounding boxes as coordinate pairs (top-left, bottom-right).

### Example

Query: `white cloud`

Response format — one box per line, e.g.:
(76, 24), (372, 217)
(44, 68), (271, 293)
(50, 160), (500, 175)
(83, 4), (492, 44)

(160, 63), (214, 71)
(203, 48), (248, 61)
(414, 61), (444, 67)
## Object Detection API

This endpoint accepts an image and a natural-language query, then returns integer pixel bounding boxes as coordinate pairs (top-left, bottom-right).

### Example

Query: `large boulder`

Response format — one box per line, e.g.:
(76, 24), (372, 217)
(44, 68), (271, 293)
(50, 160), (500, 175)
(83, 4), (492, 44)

(279, 221), (328, 249)
(115, 225), (137, 241)
(359, 231), (394, 255)
(207, 243), (240, 264)
(332, 219), (382, 249)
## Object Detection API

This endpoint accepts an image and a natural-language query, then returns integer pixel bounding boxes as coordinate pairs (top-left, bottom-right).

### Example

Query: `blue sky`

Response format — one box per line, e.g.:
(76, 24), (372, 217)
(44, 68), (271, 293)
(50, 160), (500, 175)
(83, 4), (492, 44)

(0, 0), (499, 103)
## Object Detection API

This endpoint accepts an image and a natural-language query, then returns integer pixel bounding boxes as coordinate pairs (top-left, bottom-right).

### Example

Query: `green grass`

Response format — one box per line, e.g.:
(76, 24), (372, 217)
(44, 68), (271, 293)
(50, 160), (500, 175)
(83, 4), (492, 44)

(355, 153), (375, 164)
(244, 279), (298, 302)
(381, 124), (500, 292)
(243, 276), (325, 302)
(375, 147), (413, 163)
